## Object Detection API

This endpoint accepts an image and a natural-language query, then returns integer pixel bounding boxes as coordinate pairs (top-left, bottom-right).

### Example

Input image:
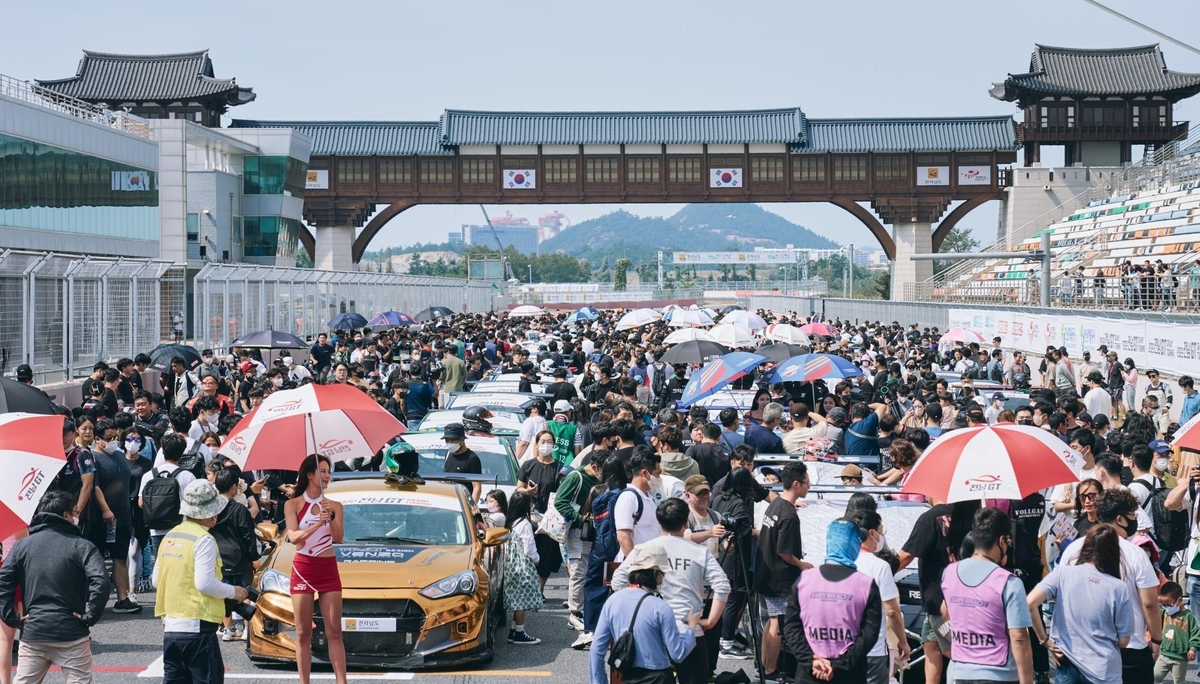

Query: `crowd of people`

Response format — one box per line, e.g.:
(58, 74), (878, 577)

(1057, 258), (1200, 311)
(1, 305), (1198, 684)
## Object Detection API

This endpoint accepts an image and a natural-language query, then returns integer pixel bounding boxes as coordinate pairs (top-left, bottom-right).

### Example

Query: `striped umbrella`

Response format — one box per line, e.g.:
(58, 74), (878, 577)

(0, 413), (68, 539)
(769, 353), (863, 383)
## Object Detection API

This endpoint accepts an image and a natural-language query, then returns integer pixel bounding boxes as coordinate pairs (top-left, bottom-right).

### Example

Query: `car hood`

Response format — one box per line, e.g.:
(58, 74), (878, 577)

(270, 542), (477, 590)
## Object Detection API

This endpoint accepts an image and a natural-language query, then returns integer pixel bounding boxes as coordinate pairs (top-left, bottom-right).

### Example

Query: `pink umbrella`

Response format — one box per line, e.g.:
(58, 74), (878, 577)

(900, 424), (1082, 503)
(219, 384), (405, 474)
(942, 328), (986, 344)
(799, 322), (838, 337)
(0, 413), (67, 539)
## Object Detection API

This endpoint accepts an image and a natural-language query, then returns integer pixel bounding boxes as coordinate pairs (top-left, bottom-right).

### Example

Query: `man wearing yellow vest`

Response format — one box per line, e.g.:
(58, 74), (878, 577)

(154, 480), (249, 684)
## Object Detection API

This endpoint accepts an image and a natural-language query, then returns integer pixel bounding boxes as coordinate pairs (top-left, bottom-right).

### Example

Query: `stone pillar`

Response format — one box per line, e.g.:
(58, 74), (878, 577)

(891, 222), (933, 301)
(314, 226), (354, 271)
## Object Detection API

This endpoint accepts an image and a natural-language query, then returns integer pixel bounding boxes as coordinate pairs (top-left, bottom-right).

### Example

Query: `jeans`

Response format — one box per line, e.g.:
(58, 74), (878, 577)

(1053, 656), (1089, 684)
(564, 527), (591, 615)
(1188, 576), (1200, 630)
(15, 638), (93, 684)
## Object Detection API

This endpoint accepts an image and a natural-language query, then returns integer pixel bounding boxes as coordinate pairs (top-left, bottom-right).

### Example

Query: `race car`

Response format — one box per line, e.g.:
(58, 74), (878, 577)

(246, 473), (507, 669)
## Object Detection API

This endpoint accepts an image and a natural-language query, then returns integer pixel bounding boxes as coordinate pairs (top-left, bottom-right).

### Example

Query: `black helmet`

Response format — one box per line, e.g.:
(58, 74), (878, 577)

(462, 405), (493, 434)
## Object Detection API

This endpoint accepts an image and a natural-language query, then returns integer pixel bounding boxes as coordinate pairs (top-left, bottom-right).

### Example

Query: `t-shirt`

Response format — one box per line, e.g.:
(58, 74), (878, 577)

(945, 558), (1032, 681)
(443, 447), (482, 476)
(1035, 562), (1134, 684)
(93, 451), (132, 529)
(405, 382), (436, 419)
(855, 550), (899, 658)
(613, 486), (660, 560)
(901, 503), (954, 614)
(755, 496), (802, 597)
(743, 424), (784, 454)
(687, 507), (721, 557)
(518, 458), (560, 513)
(686, 443), (730, 488)
(844, 412), (880, 456)
(518, 415), (548, 447)
(1058, 534), (1157, 650)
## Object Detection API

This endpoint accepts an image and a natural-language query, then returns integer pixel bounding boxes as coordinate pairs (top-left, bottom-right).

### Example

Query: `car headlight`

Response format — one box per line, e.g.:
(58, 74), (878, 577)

(419, 570), (478, 600)
(260, 568), (291, 596)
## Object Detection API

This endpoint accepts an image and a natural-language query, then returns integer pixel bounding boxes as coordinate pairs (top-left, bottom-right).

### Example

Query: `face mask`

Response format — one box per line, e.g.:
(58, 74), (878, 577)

(1155, 457), (1170, 472)
(648, 474), (662, 490)
(401, 362), (411, 371)
(486, 500), (501, 514)
(1120, 515), (1138, 538)
(104, 441), (121, 455)
(1017, 418), (1033, 426)
(202, 357), (213, 365)
(125, 439), (142, 452)
(273, 378), (284, 388)
(537, 444), (554, 456)
(1166, 604), (1181, 616)
(206, 413), (219, 424)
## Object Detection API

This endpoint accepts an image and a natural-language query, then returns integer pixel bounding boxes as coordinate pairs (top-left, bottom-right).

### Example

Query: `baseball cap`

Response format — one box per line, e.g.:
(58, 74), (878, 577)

(991, 392), (1004, 402)
(684, 474), (711, 495)
(924, 403), (943, 422)
(1147, 368), (1159, 377)
(442, 423), (466, 441)
(839, 464), (863, 480)
(1149, 439), (1171, 454)
(552, 399), (573, 414)
(827, 407), (848, 424)
(15, 364), (32, 381)
(240, 361), (255, 373)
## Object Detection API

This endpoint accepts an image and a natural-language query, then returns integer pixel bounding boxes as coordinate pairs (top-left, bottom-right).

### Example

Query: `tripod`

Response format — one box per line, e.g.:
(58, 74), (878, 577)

(720, 528), (765, 684)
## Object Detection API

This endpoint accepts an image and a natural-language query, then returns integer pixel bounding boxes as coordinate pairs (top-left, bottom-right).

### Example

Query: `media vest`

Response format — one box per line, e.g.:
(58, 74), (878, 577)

(941, 561), (1011, 666)
(796, 567), (872, 659)
(154, 520), (226, 624)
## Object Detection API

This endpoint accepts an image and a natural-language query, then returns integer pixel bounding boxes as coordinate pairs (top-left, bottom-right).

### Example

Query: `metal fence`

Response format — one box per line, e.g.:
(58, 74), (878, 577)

(194, 264), (505, 352)
(0, 250), (185, 383)
(0, 72), (152, 139)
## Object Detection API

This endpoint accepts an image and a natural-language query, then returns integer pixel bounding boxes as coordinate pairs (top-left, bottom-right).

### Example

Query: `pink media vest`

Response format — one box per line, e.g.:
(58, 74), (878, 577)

(795, 567), (872, 659)
(940, 561), (1012, 666)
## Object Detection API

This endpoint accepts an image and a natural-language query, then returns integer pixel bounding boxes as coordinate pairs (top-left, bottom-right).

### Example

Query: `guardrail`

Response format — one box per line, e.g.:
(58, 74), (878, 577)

(0, 72), (151, 139)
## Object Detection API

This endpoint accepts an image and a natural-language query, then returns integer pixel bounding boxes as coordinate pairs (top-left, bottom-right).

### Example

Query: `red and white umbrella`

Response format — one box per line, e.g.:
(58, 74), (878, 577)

(942, 328), (986, 344)
(219, 384), (405, 472)
(0, 413), (67, 539)
(763, 323), (811, 346)
(900, 424), (1083, 503)
(1173, 411), (1200, 452)
(615, 308), (662, 331)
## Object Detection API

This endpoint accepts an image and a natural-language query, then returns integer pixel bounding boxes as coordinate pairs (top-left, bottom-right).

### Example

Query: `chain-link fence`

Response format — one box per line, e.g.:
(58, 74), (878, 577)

(0, 250), (185, 383)
(194, 264), (505, 353)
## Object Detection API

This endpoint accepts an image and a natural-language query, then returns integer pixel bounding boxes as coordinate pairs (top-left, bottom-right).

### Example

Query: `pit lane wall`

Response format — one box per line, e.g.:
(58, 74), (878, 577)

(746, 296), (1200, 379)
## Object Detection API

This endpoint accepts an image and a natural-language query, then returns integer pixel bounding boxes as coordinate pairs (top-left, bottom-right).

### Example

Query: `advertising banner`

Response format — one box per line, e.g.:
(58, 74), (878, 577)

(673, 251), (798, 264)
(916, 166), (950, 186)
(958, 166), (992, 185)
(305, 170), (329, 190)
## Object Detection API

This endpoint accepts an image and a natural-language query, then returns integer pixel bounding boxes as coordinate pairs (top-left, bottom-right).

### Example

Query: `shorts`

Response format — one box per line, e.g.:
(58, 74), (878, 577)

(290, 554), (342, 595)
(107, 526), (133, 559)
(920, 613), (951, 652)
(761, 594), (788, 618)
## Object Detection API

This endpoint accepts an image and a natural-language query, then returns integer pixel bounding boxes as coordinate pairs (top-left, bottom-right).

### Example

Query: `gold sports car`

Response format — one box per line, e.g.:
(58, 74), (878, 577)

(247, 473), (507, 669)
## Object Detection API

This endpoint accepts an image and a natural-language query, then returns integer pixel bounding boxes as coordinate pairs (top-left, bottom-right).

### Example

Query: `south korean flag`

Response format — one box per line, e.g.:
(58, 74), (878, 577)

(710, 168), (742, 188)
(505, 169), (537, 189)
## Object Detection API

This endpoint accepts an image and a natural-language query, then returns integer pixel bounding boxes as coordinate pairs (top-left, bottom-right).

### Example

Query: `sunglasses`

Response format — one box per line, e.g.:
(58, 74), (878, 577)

(1080, 492), (1098, 502)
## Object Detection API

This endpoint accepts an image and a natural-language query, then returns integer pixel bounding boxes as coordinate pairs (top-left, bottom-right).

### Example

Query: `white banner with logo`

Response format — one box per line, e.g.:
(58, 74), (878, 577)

(673, 251), (798, 264)
(958, 166), (992, 185)
(305, 170), (329, 189)
(916, 166), (950, 186)
(949, 308), (1200, 377)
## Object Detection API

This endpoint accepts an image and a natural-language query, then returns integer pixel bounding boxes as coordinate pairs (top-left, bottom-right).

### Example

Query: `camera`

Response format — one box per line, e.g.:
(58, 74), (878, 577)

(720, 514), (751, 540)
(227, 586), (261, 622)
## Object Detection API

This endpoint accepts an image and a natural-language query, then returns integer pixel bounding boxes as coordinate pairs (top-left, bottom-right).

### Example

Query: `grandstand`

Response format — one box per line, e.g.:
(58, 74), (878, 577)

(913, 125), (1200, 308)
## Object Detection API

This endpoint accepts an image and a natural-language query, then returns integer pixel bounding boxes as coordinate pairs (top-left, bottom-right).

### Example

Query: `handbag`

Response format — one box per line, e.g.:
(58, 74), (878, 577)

(536, 493), (569, 544)
(608, 593), (651, 676)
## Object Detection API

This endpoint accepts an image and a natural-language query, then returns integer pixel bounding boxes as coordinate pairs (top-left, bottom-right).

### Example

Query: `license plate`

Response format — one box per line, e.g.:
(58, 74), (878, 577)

(342, 617), (397, 632)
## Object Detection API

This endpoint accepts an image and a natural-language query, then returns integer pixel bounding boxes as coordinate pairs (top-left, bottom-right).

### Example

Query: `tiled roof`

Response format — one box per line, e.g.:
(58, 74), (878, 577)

(229, 120), (451, 156)
(991, 44), (1200, 101)
(799, 117), (1018, 153)
(37, 50), (254, 104)
(439, 108), (808, 145)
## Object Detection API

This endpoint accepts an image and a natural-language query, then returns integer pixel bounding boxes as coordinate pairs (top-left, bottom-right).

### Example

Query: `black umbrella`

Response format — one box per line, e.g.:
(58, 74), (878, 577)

(721, 305), (744, 315)
(0, 377), (59, 414)
(415, 306), (455, 323)
(661, 340), (729, 365)
(755, 343), (811, 363)
(148, 343), (201, 374)
(231, 329), (307, 349)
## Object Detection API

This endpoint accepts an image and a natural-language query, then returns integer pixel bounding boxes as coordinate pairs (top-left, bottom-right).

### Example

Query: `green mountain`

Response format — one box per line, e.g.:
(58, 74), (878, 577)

(539, 204), (839, 264)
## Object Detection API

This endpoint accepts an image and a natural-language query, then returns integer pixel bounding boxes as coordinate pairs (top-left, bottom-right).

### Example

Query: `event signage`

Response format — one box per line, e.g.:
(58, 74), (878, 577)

(916, 166), (950, 186)
(305, 170), (329, 189)
(673, 251), (798, 264)
(958, 166), (992, 185)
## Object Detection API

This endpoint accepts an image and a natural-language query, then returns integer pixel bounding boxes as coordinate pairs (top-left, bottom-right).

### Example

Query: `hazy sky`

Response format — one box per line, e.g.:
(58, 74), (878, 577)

(7, 0), (1199, 253)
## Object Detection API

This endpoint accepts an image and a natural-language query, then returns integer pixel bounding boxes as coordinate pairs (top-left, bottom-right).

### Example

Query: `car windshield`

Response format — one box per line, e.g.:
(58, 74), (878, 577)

(411, 446), (516, 486)
(332, 492), (469, 545)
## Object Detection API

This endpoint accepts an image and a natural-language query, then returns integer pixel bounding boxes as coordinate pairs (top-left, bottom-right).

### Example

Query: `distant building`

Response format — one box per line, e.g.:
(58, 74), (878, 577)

(448, 231), (463, 245)
(538, 212), (571, 242)
(463, 212), (540, 254)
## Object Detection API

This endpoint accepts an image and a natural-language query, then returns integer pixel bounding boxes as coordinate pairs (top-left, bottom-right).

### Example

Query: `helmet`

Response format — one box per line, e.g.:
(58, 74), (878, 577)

(540, 358), (556, 374)
(462, 405), (493, 434)
(383, 442), (419, 477)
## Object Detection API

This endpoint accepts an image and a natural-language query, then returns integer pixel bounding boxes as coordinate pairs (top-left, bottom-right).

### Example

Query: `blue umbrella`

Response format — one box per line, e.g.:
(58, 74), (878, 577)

(770, 353), (863, 383)
(679, 352), (768, 407)
(564, 307), (600, 324)
(329, 312), (368, 330)
(367, 311), (417, 328)
(231, 329), (307, 349)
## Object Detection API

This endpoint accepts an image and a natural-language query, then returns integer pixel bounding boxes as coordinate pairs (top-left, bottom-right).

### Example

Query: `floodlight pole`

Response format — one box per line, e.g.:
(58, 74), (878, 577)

(910, 232), (1054, 307)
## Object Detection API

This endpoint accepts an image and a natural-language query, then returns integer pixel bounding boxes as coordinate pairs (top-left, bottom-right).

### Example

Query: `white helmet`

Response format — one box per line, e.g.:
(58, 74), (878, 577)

(540, 358), (556, 374)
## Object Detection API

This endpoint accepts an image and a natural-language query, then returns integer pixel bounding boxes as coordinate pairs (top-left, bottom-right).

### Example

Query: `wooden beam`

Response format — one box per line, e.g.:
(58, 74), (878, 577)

(829, 197), (896, 259)
(298, 224), (315, 262)
(931, 194), (1001, 251)
(351, 200), (418, 263)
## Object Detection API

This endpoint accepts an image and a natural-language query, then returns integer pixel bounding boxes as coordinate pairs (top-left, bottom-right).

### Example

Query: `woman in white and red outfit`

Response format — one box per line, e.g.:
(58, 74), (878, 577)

(285, 455), (347, 684)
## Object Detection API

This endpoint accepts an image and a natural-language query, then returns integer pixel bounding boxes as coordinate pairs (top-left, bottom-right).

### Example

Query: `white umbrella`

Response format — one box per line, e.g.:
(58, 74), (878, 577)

(668, 309), (715, 328)
(663, 328), (710, 344)
(721, 310), (767, 331)
(509, 305), (546, 318)
(763, 323), (811, 346)
(660, 304), (685, 314)
(616, 308), (663, 330)
(706, 323), (757, 348)
(942, 328), (986, 344)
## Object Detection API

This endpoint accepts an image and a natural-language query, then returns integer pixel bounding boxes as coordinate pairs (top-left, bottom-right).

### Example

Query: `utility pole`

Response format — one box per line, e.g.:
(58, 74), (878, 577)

(848, 244), (855, 299)
(657, 251), (664, 287)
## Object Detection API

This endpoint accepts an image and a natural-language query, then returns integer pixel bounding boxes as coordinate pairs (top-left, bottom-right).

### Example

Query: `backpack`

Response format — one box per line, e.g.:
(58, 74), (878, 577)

(143, 467), (187, 530)
(177, 440), (208, 480)
(590, 488), (643, 564)
(1133, 477), (1189, 553)
(608, 592), (651, 676)
(989, 362), (1004, 384)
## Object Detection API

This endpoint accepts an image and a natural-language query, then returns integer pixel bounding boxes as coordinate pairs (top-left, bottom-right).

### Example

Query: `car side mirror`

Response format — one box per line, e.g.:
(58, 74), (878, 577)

(482, 527), (509, 547)
(255, 522), (279, 542)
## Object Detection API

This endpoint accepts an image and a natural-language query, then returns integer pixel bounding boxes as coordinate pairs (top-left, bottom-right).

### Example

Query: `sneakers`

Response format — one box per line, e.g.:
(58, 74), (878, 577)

(136, 578), (153, 594)
(506, 629), (541, 645)
(112, 598), (142, 614)
(718, 641), (751, 660)
(571, 632), (593, 650)
(567, 612), (584, 631)
(763, 671), (788, 684)
(221, 626), (243, 642)
(561, 600), (569, 609)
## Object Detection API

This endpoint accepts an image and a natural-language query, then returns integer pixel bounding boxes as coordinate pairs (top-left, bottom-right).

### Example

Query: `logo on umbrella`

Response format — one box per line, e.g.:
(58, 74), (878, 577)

(225, 435), (247, 454)
(268, 399), (305, 414)
(964, 474), (1003, 492)
(320, 439), (355, 456)
(698, 364), (725, 392)
(780, 365), (800, 379)
(17, 468), (44, 501)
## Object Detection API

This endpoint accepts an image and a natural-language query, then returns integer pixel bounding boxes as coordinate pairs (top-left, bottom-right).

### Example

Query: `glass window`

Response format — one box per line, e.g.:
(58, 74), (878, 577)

(420, 158), (454, 184)
(544, 157), (577, 184)
(186, 213), (199, 243)
(627, 157), (660, 184)
(461, 157), (494, 185)
(0, 131), (158, 241)
(242, 216), (300, 259)
(337, 158), (371, 185)
(750, 156), (784, 183)
(833, 155), (867, 182)
(503, 158), (536, 170)
(379, 158), (412, 184)
(957, 154), (991, 164)
(243, 156), (307, 198)
(874, 154), (908, 182)
(668, 156), (701, 183)
(793, 156), (826, 183)
(585, 157), (618, 184)
(916, 154), (950, 165)
(709, 156), (741, 169)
